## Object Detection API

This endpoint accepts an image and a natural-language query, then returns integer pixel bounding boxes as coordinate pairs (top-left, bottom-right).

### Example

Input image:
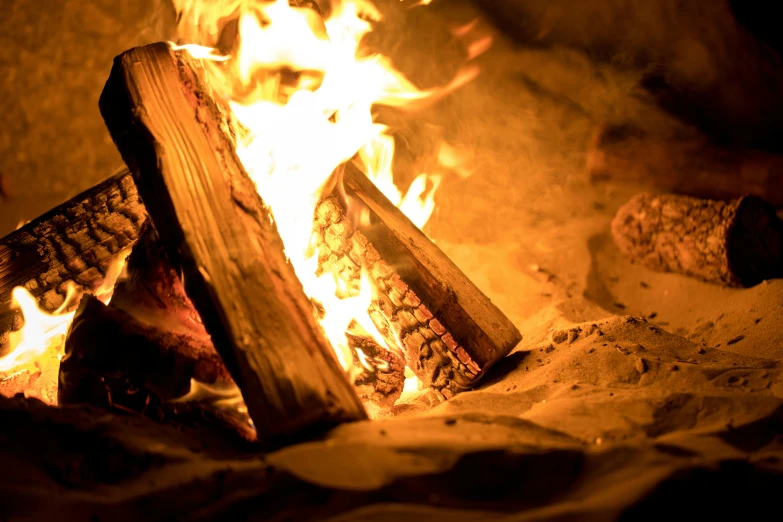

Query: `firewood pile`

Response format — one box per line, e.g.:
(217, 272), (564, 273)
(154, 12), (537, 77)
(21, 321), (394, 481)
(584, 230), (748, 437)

(0, 40), (521, 447)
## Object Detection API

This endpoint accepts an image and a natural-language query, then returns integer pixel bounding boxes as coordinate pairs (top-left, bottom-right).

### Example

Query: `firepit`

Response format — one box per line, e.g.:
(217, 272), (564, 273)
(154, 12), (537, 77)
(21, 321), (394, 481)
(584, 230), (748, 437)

(2, 0), (783, 520)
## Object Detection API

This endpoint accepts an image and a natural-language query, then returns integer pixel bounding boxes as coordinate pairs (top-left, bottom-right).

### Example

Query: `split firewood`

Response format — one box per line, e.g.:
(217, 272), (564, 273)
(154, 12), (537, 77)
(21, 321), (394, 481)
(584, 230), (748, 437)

(611, 192), (783, 287)
(587, 125), (783, 207)
(99, 42), (366, 445)
(0, 170), (146, 342)
(314, 163), (522, 399)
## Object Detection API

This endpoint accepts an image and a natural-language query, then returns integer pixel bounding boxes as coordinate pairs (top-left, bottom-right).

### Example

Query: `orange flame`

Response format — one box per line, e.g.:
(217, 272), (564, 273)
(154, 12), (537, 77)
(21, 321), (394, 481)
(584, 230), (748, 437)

(172, 0), (486, 406)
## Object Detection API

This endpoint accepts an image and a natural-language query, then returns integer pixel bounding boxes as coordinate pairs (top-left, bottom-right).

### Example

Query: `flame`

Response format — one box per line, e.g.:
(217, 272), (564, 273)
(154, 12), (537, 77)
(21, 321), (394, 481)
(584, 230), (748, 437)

(2, 0), (485, 410)
(0, 250), (131, 403)
(172, 0), (485, 407)
(174, 378), (255, 430)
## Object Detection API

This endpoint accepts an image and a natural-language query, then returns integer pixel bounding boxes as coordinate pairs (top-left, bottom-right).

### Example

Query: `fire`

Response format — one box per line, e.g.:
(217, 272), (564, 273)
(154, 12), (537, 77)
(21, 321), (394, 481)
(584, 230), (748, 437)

(1, 0), (484, 412)
(0, 250), (131, 404)
(172, 0), (486, 403)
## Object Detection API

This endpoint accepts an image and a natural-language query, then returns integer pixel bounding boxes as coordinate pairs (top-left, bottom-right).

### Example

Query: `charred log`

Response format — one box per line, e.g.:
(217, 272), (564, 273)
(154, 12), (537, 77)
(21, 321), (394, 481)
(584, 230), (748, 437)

(587, 125), (783, 206)
(0, 170), (146, 344)
(346, 333), (405, 410)
(611, 193), (783, 287)
(99, 42), (366, 445)
(59, 224), (252, 439)
(314, 163), (522, 399)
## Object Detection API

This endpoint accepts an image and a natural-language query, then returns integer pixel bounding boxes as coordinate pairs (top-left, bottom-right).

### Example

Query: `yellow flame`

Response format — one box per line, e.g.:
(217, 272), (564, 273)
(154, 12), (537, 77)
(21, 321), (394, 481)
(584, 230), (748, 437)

(171, 0), (485, 407)
(0, 251), (131, 402)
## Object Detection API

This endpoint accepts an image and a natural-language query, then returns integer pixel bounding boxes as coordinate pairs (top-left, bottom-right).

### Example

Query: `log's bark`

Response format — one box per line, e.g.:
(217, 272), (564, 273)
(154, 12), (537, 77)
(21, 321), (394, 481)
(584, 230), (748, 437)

(99, 42), (366, 445)
(314, 163), (522, 399)
(587, 125), (783, 206)
(0, 170), (146, 343)
(611, 192), (783, 287)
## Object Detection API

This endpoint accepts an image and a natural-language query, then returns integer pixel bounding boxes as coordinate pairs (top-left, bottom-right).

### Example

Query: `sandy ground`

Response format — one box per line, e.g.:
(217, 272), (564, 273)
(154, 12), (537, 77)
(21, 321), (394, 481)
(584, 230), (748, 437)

(1, 0), (783, 520)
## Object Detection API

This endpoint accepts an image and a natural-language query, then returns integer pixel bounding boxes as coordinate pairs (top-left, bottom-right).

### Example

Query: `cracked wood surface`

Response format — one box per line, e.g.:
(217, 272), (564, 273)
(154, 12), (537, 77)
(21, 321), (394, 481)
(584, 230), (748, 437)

(0, 170), (146, 344)
(315, 163), (521, 398)
(612, 193), (783, 287)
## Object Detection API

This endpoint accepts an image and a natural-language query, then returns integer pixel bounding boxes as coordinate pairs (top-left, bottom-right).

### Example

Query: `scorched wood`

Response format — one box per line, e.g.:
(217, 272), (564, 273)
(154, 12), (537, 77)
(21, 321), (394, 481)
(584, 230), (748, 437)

(315, 163), (522, 399)
(587, 125), (783, 206)
(0, 170), (146, 342)
(612, 193), (783, 287)
(59, 225), (254, 440)
(99, 42), (366, 445)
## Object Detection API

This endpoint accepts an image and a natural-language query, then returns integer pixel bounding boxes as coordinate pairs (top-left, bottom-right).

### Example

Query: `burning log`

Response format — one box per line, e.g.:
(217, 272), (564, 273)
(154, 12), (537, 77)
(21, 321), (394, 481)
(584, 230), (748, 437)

(587, 125), (783, 206)
(59, 225), (254, 440)
(346, 332), (405, 409)
(611, 193), (783, 287)
(0, 170), (146, 342)
(315, 163), (522, 399)
(99, 42), (366, 445)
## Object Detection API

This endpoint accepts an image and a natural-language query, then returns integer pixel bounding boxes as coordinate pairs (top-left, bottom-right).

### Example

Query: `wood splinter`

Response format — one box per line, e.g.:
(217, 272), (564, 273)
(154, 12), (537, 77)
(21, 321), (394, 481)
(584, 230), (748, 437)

(99, 42), (366, 446)
(612, 192), (783, 287)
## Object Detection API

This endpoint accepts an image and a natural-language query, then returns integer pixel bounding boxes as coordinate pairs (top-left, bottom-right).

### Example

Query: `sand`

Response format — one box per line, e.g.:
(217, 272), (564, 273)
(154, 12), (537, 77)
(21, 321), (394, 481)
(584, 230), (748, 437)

(1, 0), (783, 520)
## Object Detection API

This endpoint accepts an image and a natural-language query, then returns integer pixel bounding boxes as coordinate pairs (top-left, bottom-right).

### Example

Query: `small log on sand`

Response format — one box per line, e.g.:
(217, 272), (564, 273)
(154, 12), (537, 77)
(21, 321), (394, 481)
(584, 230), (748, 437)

(611, 192), (783, 287)
(587, 125), (783, 206)
(99, 42), (366, 445)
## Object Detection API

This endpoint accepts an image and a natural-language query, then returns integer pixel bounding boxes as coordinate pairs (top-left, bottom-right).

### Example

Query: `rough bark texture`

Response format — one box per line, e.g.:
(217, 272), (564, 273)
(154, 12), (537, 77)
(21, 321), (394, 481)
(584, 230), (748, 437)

(587, 125), (783, 206)
(611, 192), (783, 287)
(99, 42), (366, 445)
(0, 170), (146, 344)
(314, 163), (522, 399)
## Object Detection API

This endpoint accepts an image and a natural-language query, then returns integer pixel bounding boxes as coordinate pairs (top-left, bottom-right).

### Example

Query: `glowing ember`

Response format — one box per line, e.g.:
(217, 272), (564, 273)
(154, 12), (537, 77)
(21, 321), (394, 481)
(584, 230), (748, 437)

(172, 0), (488, 402)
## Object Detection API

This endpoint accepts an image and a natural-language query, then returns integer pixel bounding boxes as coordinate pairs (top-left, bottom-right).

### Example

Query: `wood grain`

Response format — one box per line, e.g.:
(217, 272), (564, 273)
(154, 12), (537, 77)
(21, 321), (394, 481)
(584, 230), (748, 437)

(99, 43), (366, 445)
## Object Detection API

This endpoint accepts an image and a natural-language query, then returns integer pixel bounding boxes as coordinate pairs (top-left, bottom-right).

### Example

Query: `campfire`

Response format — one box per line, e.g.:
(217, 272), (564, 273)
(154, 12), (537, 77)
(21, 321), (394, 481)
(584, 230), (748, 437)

(3, 0), (783, 519)
(0, 0), (519, 442)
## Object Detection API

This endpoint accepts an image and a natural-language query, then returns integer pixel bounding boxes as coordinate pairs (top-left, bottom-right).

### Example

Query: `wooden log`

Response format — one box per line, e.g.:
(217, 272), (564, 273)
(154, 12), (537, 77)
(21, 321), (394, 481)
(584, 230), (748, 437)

(59, 225), (253, 439)
(60, 295), (255, 441)
(0, 170), (146, 343)
(109, 223), (207, 337)
(587, 125), (783, 207)
(99, 42), (366, 445)
(611, 192), (783, 287)
(314, 163), (522, 399)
